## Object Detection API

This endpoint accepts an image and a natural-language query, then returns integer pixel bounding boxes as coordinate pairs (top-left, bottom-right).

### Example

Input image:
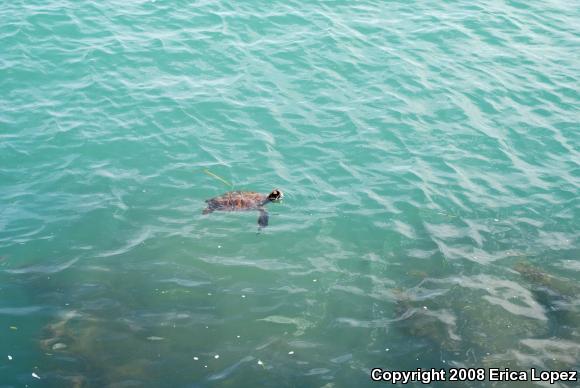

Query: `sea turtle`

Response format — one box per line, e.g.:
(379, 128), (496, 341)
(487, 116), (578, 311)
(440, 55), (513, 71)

(202, 189), (283, 228)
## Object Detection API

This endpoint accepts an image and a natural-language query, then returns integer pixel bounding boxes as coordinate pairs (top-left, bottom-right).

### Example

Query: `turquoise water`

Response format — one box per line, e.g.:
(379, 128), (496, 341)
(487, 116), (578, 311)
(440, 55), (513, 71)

(1, 0), (579, 386)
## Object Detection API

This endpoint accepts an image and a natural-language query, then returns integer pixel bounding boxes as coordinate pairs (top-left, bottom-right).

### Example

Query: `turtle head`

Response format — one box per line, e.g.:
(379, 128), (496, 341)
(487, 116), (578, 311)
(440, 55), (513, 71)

(267, 189), (284, 202)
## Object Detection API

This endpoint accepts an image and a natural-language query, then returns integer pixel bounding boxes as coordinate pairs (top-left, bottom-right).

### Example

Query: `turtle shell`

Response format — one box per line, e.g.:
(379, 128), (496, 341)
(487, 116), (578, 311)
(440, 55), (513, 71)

(204, 191), (266, 213)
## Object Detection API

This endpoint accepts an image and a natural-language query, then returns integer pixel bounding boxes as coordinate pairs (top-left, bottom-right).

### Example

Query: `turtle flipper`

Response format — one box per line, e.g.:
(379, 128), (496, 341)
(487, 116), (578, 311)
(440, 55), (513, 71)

(257, 208), (269, 228)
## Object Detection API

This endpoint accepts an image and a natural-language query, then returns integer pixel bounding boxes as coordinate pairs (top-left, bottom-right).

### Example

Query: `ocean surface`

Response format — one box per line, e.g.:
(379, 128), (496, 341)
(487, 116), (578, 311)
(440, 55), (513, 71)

(1, 0), (579, 386)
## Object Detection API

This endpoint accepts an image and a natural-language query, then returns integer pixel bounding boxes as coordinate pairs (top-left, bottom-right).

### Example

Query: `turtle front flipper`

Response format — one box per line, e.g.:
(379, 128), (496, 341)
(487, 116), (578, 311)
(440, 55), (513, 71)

(257, 208), (269, 228)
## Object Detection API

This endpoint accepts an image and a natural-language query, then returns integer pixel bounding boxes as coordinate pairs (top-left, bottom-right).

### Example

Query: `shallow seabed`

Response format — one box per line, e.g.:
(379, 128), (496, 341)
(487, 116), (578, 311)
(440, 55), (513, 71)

(1, 0), (579, 387)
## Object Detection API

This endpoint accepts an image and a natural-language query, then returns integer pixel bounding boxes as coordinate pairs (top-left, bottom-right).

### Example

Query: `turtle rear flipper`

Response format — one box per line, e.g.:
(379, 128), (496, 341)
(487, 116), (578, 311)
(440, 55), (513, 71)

(258, 209), (269, 228)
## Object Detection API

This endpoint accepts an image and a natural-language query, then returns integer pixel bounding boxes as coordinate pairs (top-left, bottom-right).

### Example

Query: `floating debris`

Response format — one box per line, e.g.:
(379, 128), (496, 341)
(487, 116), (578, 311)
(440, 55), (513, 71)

(202, 169), (233, 188)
